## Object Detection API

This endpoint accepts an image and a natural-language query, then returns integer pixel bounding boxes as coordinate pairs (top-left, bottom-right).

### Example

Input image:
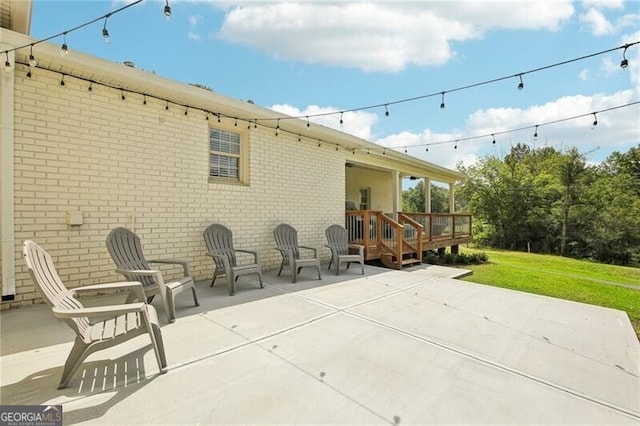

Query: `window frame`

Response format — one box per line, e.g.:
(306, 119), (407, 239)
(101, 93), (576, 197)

(208, 124), (249, 185)
(359, 187), (371, 210)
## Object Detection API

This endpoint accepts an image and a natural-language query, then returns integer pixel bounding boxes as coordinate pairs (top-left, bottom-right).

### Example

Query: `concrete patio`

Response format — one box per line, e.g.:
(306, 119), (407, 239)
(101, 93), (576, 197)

(1, 263), (639, 424)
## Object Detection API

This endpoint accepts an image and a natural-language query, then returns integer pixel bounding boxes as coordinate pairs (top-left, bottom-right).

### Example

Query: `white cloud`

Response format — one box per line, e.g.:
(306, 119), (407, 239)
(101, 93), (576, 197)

(578, 69), (590, 81)
(187, 14), (203, 40)
(269, 103), (378, 140)
(581, 0), (624, 10)
(413, 90), (640, 167)
(189, 15), (202, 27)
(215, 2), (574, 72)
(580, 8), (614, 35)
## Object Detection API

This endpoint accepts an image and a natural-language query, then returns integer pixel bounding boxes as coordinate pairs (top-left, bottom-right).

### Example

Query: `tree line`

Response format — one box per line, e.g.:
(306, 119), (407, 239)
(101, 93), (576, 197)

(403, 144), (640, 266)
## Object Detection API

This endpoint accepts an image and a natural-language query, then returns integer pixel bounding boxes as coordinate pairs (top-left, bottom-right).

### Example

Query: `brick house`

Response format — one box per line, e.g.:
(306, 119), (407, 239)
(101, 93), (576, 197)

(0, 1), (468, 307)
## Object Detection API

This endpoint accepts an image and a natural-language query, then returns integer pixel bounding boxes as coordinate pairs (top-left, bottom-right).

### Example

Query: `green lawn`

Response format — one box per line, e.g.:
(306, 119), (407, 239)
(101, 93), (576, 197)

(457, 248), (640, 340)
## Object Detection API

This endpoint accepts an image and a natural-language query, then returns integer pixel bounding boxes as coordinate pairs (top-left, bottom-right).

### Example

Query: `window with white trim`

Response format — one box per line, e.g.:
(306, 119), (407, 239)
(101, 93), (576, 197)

(209, 127), (247, 183)
(359, 187), (371, 210)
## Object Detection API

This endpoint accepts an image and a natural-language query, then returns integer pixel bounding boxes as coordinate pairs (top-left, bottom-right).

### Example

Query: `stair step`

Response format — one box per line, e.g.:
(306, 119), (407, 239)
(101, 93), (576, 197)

(401, 258), (422, 266)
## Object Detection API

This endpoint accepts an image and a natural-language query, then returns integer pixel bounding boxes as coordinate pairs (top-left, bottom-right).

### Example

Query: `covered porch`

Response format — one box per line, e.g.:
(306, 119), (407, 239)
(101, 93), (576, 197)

(345, 159), (472, 269)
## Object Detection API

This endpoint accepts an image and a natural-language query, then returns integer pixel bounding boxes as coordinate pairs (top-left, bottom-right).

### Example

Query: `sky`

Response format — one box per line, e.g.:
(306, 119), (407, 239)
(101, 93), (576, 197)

(29, 0), (640, 171)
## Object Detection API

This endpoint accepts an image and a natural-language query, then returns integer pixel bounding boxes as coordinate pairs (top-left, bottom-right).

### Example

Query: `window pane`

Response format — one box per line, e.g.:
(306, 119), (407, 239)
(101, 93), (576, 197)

(210, 129), (240, 155)
(209, 128), (241, 180)
(210, 154), (239, 178)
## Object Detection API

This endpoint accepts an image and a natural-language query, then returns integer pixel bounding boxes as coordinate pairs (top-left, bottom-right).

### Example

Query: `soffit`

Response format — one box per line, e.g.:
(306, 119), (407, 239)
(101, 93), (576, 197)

(0, 0), (31, 34)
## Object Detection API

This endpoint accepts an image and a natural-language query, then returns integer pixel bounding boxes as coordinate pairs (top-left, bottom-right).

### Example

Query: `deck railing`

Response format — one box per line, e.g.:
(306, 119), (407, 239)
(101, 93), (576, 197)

(401, 212), (472, 242)
(347, 211), (472, 250)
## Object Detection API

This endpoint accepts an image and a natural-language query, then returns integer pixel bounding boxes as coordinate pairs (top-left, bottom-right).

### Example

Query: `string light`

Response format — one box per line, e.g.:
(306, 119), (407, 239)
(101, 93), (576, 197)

(592, 112), (598, 126)
(185, 106), (189, 115)
(275, 119), (280, 136)
(0, 0), (143, 72)
(121, 89), (125, 100)
(384, 104), (390, 116)
(102, 15), (110, 43)
(4, 52), (11, 72)
(517, 74), (524, 90)
(60, 33), (69, 57)
(21, 60), (639, 156)
(165, 101), (169, 111)
(250, 41), (637, 126)
(339, 112), (343, 125)
(28, 45), (37, 67)
(143, 94), (147, 105)
(164, 0), (172, 20)
(26, 67), (31, 78)
(306, 116), (310, 127)
(454, 140), (458, 150)
(621, 44), (629, 69)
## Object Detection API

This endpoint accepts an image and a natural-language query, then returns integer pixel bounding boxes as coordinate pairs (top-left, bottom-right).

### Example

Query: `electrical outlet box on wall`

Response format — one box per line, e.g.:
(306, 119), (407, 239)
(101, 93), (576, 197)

(67, 211), (83, 226)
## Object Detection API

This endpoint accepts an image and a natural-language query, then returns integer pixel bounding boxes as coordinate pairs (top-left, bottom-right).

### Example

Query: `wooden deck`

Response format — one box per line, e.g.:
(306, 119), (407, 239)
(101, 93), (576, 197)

(346, 211), (472, 269)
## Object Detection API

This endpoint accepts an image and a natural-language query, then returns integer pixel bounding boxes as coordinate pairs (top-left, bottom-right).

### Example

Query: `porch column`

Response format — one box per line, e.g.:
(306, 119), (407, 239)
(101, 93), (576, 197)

(392, 170), (400, 215)
(424, 178), (431, 213)
(448, 182), (455, 213)
(1, 46), (16, 299)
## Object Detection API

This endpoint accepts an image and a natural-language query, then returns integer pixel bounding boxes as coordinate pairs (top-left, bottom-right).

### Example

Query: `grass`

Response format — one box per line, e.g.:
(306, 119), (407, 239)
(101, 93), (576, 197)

(457, 247), (640, 340)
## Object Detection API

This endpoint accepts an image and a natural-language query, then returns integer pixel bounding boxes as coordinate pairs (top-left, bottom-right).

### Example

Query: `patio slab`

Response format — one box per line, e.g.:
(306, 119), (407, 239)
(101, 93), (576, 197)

(1, 264), (639, 424)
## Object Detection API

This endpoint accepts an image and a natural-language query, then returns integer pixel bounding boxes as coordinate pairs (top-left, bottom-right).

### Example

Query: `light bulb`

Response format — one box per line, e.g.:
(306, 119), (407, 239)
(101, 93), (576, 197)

(28, 46), (37, 67)
(60, 43), (69, 57)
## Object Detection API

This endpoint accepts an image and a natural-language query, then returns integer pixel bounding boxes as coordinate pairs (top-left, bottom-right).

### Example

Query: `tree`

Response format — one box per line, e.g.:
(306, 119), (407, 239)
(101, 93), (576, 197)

(402, 181), (450, 213)
(457, 143), (640, 266)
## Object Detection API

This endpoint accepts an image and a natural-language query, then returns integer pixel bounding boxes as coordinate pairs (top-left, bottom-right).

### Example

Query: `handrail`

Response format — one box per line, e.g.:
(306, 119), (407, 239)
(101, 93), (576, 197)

(346, 210), (472, 266)
(398, 213), (423, 262)
(378, 214), (403, 263)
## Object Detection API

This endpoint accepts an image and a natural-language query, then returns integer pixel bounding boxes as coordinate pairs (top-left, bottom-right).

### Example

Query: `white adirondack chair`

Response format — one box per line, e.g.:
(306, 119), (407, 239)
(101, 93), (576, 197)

(22, 240), (167, 389)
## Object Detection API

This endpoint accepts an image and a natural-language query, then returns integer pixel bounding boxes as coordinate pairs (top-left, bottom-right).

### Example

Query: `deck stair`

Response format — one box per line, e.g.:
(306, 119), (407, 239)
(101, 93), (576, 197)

(380, 249), (422, 270)
(346, 210), (473, 270)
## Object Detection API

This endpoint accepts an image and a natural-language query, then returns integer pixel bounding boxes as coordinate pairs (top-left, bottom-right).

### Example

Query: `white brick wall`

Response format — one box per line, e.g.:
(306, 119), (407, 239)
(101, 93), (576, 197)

(7, 69), (346, 307)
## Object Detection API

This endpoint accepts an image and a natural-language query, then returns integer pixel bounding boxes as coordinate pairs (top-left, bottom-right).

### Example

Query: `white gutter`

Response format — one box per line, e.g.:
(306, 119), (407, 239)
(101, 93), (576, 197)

(0, 42), (15, 299)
